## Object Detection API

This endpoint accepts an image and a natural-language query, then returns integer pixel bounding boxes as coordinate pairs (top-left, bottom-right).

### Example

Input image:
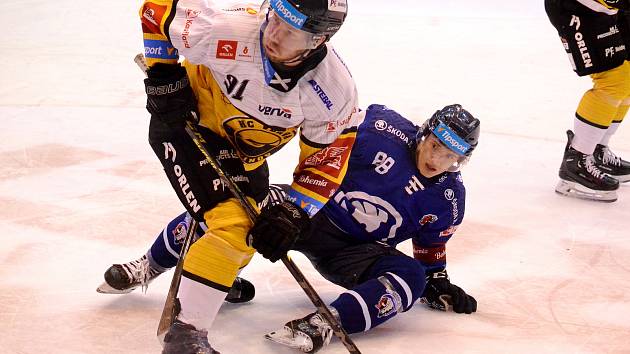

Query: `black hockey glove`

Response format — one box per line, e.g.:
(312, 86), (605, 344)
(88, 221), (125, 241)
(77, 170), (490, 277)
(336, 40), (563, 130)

(144, 63), (199, 127)
(420, 270), (477, 314)
(247, 201), (310, 262)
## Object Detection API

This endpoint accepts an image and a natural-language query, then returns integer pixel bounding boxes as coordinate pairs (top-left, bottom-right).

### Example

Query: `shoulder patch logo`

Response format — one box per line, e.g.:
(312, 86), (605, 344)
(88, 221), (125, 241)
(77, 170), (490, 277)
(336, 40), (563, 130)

(419, 214), (438, 225)
(141, 3), (167, 34)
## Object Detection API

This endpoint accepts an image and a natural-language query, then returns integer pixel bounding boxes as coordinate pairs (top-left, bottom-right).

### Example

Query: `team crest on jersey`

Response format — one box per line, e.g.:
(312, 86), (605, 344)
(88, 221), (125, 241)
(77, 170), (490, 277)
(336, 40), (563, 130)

(419, 214), (438, 225)
(141, 3), (167, 34)
(335, 190), (402, 241)
(304, 146), (347, 171)
(222, 116), (296, 164)
(375, 292), (399, 318)
(172, 221), (188, 245)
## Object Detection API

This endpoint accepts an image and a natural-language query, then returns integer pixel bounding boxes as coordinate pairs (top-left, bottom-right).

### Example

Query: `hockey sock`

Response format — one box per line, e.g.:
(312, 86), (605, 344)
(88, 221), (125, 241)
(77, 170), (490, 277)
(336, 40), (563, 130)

(330, 256), (424, 334)
(148, 212), (204, 269)
(573, 62), (630, 154)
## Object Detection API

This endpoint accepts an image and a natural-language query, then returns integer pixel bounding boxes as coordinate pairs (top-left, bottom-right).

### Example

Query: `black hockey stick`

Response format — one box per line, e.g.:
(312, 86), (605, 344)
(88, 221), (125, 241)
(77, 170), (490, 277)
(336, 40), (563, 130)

(135, 54), (361, 353)
(184, 121), (361, 354)
(157, 218), (198, 342)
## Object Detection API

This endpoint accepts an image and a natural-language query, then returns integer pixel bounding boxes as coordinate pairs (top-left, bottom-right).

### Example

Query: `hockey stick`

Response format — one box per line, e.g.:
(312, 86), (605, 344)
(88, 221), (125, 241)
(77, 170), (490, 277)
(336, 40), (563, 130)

(157, 217), (198, 343)
(135, 54), (361, 353)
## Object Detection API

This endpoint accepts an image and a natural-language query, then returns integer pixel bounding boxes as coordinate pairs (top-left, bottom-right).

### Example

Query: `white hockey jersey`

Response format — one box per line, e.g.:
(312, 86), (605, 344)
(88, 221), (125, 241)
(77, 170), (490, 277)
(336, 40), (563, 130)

(140, 0), (360, 214)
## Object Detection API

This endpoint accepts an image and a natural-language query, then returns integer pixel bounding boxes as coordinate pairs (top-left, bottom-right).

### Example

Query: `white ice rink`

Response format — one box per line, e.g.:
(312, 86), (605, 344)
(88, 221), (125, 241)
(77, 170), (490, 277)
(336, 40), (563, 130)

(2, 1), (630, 353)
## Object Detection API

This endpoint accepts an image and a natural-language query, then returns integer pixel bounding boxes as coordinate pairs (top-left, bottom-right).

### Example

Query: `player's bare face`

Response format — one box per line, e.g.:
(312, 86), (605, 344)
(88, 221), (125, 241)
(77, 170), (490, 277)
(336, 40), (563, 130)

(263, 12), (314, 65)
(416, 134), (461, 178)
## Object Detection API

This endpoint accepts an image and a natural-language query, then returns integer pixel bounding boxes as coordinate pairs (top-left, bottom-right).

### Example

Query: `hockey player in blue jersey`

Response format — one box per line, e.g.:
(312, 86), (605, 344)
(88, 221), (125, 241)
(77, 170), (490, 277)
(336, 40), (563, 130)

(259, 103), (480, 352)
(98, 103), (480, 352)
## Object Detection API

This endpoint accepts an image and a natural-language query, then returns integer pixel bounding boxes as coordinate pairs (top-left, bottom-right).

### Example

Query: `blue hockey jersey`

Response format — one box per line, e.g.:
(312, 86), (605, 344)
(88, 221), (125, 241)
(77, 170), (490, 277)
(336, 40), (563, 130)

(322, 104), (466, 273)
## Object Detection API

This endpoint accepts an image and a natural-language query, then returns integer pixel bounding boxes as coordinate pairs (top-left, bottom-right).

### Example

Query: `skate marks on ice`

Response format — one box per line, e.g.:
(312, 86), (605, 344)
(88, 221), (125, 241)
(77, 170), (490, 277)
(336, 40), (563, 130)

(0, 143), (112, 180)
(469, 240), (630, 353)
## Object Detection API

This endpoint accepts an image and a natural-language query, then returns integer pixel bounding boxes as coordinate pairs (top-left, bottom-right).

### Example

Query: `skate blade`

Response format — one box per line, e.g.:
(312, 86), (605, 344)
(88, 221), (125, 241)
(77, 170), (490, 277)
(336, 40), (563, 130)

(264, 327), (310, 351)
(613, 174), (630, 183)
(555, 179), (617, 202)
(96, 281), (136, 294)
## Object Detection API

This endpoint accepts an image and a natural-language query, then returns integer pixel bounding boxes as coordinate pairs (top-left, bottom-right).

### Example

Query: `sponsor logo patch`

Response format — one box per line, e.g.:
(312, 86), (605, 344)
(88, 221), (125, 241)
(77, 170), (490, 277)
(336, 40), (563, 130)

(271, 0), (307, 29)
(433, 122), (470, 155)
(328, 0), (347, 12)
(308, 79), (333, 110)
(144, 39), (178, 59)
(258, 105), (292, 119)
(141, 3), (167, 34)
(236, 43), (255, 62)
(216, 40), (238, 60)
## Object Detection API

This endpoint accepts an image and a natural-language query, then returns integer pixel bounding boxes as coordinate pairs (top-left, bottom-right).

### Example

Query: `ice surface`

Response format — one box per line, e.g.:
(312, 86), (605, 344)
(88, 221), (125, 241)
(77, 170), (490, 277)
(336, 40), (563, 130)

(2, 1), (630, 353)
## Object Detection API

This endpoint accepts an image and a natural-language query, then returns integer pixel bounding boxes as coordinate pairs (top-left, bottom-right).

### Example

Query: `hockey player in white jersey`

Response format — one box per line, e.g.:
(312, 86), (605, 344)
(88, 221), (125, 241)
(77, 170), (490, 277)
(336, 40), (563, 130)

(138, 0), (358, 352)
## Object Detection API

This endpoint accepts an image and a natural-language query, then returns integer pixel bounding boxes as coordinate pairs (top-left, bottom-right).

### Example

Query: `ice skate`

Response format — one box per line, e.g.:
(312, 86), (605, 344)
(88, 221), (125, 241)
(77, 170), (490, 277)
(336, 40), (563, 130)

(593, 143), (630, 183)
(97, 255), (164, 294)
(265, 312), (333, 353)
(97, 256), (255, 302)
(555, 130), (618, 202)
(225, 276), (255, 303)
(162, 319), (220, 354)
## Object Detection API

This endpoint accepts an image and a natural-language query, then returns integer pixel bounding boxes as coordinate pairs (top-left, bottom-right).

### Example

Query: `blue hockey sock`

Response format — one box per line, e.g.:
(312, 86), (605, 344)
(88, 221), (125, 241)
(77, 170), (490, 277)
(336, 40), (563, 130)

(147, 212), (204, 269)
(330, 256), (425, 333)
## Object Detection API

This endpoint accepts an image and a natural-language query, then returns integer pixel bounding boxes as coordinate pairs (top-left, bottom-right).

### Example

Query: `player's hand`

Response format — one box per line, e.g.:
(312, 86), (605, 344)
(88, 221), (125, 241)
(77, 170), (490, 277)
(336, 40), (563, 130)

(144, 63), (199, 127)
(247, 201), (310, 262)
(420, 270), (477, 314)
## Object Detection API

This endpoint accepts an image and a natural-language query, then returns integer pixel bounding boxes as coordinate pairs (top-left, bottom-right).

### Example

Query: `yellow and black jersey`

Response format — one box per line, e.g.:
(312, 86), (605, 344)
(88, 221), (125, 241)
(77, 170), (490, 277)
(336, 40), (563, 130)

(139, 0), (360, 215)
(576, 0), (629, 14)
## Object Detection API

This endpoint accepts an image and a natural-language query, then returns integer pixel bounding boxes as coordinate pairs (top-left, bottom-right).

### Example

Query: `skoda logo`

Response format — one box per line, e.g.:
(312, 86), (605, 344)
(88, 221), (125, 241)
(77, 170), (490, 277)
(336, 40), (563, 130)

(375, 120), (387, 131)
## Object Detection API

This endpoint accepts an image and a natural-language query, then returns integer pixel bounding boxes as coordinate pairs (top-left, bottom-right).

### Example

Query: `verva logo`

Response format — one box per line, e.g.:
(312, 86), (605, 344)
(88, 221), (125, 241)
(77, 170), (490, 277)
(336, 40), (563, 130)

(141, 3), (167, 34)
(217, 40), (238, 60)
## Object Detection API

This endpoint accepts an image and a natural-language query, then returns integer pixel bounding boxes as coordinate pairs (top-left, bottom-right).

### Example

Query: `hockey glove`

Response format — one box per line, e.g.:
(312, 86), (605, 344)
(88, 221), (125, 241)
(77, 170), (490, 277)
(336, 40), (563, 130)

(144, 63), (199, 127)
(420, 270), (477, 314)
(247, 201), (310, 262)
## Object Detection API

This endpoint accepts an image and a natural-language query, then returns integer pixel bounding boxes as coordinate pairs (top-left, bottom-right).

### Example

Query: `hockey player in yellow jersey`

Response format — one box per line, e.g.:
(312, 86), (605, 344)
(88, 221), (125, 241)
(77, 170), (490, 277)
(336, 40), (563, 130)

(139, 0), (358, 352)
(546, 0), (630, 202)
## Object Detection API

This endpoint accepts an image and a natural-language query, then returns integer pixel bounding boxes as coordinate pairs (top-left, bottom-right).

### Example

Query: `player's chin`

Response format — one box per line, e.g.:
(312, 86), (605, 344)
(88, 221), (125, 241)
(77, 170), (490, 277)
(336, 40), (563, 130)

(420, 164), (439, 178)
